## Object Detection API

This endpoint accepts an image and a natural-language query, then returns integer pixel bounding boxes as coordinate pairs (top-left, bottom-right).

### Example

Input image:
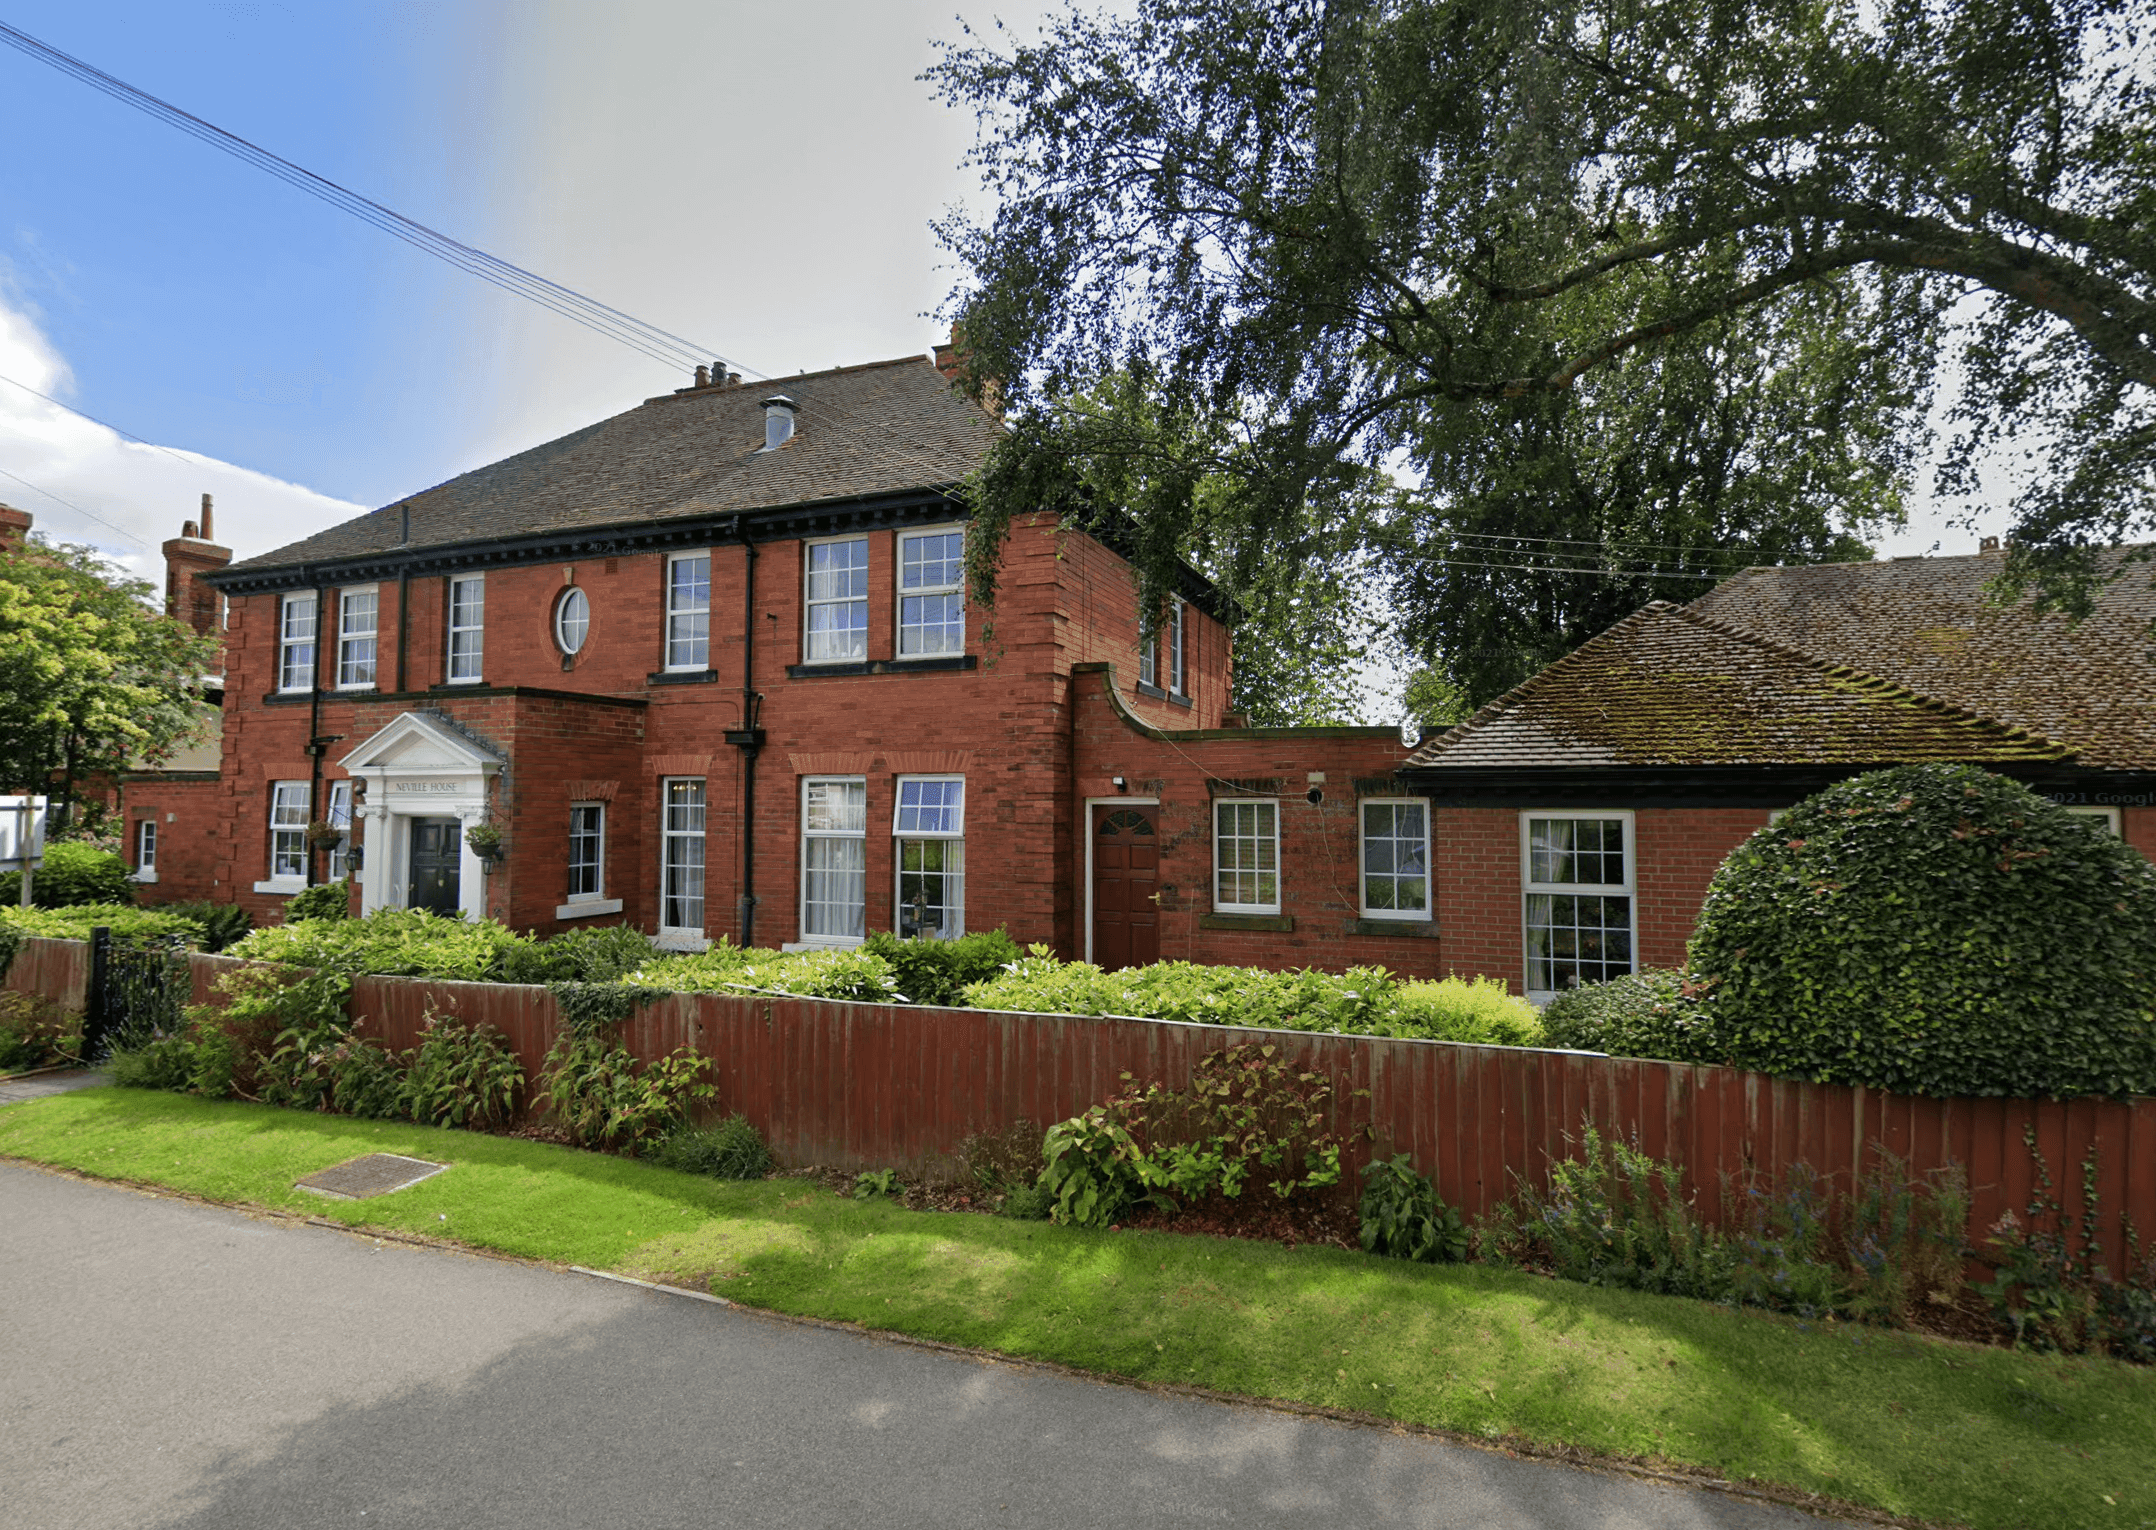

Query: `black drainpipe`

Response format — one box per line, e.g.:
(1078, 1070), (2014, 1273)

(723, 521), (766, 947)
(306, 571), (326, 887)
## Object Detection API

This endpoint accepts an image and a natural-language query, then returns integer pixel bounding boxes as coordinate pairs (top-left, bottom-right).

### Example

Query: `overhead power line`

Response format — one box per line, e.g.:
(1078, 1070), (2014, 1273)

(0, 21), (739, 376)
(0, 372), (203, 469)
(0, 464), (148, 549)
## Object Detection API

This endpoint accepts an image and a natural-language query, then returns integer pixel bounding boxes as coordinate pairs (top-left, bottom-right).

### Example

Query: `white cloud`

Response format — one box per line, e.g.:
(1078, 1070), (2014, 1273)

(0, 296), (365, 582)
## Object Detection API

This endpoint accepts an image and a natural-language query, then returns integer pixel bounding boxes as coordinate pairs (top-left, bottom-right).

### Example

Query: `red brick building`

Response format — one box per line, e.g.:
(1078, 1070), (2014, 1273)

(1399, 549), (2156, 1002)
(139, 352), (1437, 968)
(119, 351), (2155, 991)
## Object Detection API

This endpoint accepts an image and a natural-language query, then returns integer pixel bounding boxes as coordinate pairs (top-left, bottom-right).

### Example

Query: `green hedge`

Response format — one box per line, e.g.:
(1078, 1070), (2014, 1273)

(1689, 764), (2156, 1099)
(1539, 970), (1705, 1061)
(0, 842), (135, 908)
(0, 904), (206, 945)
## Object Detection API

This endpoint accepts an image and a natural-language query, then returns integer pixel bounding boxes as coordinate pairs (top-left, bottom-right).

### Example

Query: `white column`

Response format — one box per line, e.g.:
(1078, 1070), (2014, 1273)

(356, 802), (390, 915)
(453, 803), (488, 923)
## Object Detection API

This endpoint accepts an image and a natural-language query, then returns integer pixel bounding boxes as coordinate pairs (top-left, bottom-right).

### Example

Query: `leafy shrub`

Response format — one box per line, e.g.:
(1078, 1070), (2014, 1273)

(154, 900), (253, 952)
(1391, 977), (1544, 1045)
(1689, 764), (2156, 1098)
(324, 1036), (406, 1120)
(500, 923), (662, 985)
(548, 981), (658, 1035)
(0, 841), (134, 907)
(537, 1031), (715, 1153)
(229, 908), (527, 982)
(1358, 1154), (1468, 1263)
(399, 1013), (524, 1129)
(653, 1115), (773, 1179)
(109, 1034), (196, 1091)
(861, 928), (1022, 1005)
(0, 991), (77, 1072)
(1983, 1130), (2156, 1361)
(1539, 970), (1706, 1061)
(109, 1011), (237, 1098)
(999, 1181), (1053, 1220)
(0, 903), (206, 945)
(653, 944), (904, 1002)
(853, 1168), (902, 1199)
(283, 879), (352, 923)
(1040, 1044), (1365, 1227)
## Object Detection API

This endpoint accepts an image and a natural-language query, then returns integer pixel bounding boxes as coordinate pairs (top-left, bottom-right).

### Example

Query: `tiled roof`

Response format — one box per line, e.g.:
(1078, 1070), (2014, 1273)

(224, 356), (1000, 574)
(1685, 549), (2156, 769)
(1405, 600), (2074, 770)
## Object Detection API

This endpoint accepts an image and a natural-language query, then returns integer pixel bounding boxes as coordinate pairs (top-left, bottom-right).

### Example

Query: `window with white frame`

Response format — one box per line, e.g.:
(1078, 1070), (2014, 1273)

(897, 528), (964, 656)
(269, 781), (310, 882)
(337, 587), (378, 688)
(1522, 813), (1634, 998)
(135, 818), (157, 875)
(568, 803), (605, 900)
(554, 586), (589, 656)
(1213, 798), (1280, 914)
(1167, 599), (1186, 696)
(278, 593), (316, 692)
(666, 554), (711, 670)
(894, 777), (964, 939)
(805, 537), (869, 662)
(2065, 806), (2122, 835)
(801, 777), (867, 942)
(447, 576), (484, 682)
(1138, 610), (1157, 688)
(324, 780), (355, 881)
(1359, 799), (1430, 919)
(659, 779), (705, 931)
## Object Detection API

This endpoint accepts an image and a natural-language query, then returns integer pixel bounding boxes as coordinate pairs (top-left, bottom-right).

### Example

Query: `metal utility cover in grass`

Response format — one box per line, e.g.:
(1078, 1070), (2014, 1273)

(295, 1154), (448, 1200)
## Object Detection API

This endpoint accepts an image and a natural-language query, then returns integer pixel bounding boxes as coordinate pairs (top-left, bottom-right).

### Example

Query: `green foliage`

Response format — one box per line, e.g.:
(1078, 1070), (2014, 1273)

(501, 923), (662, 985)
(153, 900), (253, 952)
(283, 879), (352, 923)
(1538, 970), (1705, 1061)
(1358, 1154), (1468, 1264)
(1039, 1106), (1154, 1228)
(652, 1115), (773, 1180)
(963, 950), (1543, 1046)
(959, 1118), (1047, 1204)
(537, 1030), (715, 1154)
(860, 928), (1022, 1006)
(1390, 977), (1544, 1046)
(0, 841), (135, 908)
(930, 1), (2154, 671)
(547, 982), (658, 1036)
(0, 534), (219, 800)
(648, 943), (903, 1003)
(1042, 1044), (1364, 1227)
(228, 908), (527, 981)
(0, 991), (77, 1072)
(0, 903), (205, 945)
(108, 1034), (196, 1091)
(399, 1014), (524, 1130)
(0, 922), (18, 983)
(1689, 765), (2156, 1098)
(1983, 1130), (2156, 1362)
(853, 1168), (902, 1200)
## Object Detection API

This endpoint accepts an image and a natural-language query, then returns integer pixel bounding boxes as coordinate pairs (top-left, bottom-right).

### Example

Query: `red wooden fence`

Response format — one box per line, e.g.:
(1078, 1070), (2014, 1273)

(159, 950), (2156, 1272)
(3, 936), (89, 1016)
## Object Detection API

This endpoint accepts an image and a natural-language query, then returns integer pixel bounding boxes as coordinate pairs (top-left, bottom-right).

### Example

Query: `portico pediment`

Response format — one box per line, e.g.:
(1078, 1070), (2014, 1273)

(340, 711), (504, 776)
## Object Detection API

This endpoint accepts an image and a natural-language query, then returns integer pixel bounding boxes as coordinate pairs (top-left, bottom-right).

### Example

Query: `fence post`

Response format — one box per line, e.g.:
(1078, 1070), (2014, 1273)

(83, 924), (111, 1062)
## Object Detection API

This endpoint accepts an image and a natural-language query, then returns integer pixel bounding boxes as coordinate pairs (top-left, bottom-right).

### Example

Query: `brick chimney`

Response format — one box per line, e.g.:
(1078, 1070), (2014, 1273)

(933, 327), (1001, 417)
(163, 493), (232, 639)
(0, 502), (31, 553)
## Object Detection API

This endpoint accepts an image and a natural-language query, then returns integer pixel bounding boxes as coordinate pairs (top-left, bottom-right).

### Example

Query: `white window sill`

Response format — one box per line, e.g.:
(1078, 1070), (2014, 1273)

(253, 879), (306, 896)
(655, 930), (709, 953)
(444, 676), (485, 687)
(1357, 911), (1431, 923)
(783, 938), (863, 953)
(335, 684), (378, 693)
(130, 869), (158, 884)
(555, 898), (624, 920)
(1212, 907), (1282, 918)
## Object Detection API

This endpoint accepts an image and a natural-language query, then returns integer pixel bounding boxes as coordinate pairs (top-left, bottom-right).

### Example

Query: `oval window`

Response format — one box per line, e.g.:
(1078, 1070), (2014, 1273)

(555, 587), (590, 655)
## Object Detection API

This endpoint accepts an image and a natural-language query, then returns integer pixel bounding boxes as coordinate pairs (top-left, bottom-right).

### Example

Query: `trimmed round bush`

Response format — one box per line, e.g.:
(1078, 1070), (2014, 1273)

(1688, 764), (2156, 1099)
(1539, 970), (1703, 1061)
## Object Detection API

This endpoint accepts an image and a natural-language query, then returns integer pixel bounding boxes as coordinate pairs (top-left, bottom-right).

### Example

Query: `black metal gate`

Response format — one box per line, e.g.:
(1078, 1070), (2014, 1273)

(83, 927), (190, 1061)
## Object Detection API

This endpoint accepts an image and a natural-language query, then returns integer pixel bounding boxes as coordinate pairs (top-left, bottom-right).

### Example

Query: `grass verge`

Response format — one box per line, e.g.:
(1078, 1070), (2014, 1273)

(3, 1088), (2148, 1530)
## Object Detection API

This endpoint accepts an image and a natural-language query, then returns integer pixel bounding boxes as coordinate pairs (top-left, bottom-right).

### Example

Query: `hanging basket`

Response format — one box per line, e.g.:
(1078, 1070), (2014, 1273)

(305, 821), (346, 850)
(464, 821), (504, 860)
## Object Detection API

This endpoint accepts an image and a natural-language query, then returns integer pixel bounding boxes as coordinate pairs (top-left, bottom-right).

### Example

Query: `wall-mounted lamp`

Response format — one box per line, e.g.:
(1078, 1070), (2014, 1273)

(1111, 776), (1128, 793)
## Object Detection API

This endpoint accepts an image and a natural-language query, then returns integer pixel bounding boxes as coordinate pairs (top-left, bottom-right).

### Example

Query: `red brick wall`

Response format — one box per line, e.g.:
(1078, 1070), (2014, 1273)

(1431, 808), (1524, 990)
(2125, 805), (2155, 863)
(118, 775), (222, 907)
(1634, 808), (1774, 969)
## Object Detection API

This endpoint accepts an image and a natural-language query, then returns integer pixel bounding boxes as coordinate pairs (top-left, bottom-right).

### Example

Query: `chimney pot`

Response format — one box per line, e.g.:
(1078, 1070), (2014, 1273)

(759, 395), (797, 452)
(695, 365), (711, 388)
(727, 371), (741, 387)
(1980, 536), (2001, 553)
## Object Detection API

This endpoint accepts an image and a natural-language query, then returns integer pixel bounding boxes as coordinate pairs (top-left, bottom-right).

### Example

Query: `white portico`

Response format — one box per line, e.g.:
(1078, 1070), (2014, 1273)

(339, 711), (505, 920)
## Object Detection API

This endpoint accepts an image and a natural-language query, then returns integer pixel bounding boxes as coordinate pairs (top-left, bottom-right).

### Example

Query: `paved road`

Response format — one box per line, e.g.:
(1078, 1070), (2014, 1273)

(0, 1162), (1850, 1529)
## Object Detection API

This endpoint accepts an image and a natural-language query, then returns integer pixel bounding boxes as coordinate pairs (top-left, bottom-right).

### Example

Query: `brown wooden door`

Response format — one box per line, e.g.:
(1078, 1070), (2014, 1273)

(1092, 804), (1160, 971)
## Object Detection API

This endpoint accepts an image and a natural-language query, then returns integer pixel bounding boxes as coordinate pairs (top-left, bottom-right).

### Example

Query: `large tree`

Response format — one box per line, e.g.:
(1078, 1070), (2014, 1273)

(932, 0), (2155, 699)
(0, 536), (218, 805)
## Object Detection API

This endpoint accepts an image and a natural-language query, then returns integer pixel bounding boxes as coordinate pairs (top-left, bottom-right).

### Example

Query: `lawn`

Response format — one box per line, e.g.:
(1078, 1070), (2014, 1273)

(3, 1088), (2147, 1530)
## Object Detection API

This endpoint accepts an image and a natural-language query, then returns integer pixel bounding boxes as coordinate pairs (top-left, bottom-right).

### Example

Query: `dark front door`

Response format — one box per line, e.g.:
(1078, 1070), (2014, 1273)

(1092, 804), (1160, 971)
(408, 818), (462, 915)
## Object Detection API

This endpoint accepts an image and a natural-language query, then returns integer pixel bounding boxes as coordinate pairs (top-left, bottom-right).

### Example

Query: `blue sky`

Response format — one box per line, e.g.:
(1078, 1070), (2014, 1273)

(0, 0), (2007, 634)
